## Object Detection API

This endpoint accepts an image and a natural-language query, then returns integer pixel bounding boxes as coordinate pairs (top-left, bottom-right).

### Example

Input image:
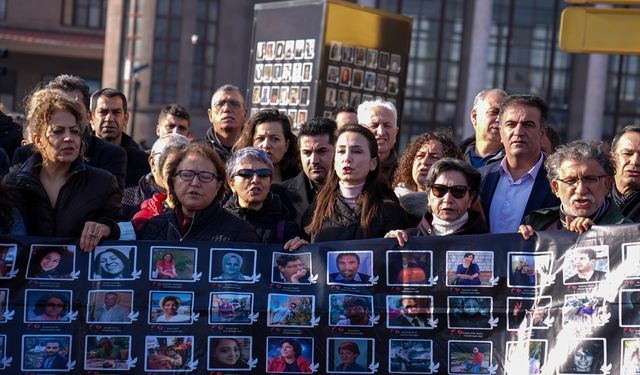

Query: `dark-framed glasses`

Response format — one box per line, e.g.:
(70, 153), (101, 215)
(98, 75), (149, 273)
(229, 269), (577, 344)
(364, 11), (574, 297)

(234, 168), (273, 179)
(213, 99), (242, 110)
(430, 184), (470, 199)
(556, 175), (606, 187)
(175, 170), (217, 183)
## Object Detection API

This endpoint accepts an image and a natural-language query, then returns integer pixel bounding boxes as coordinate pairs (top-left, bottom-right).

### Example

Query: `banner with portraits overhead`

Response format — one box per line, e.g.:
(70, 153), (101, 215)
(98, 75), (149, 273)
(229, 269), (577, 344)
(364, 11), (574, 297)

(0, 223), (639, 374)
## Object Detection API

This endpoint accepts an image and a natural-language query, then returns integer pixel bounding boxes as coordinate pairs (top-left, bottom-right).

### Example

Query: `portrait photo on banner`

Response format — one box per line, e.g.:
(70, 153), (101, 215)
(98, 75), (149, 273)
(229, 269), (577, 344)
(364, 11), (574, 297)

(621, 338), (640, 375)
(448, 340), (492, 375)
(84, 335), (131, 371)
(0, 335), (4, 369)
(386, 295), (433, 329)
(386, 250), (433, 286)
(562, 293), (607, 327)
(506, 296), (552, 331)
(327, 251), (374, 286)
(327, 337), (374, 373)
(148, 291), (193, 325)
(209, 248), (257, 283)
(22, 334), (72, 371)
(557, 338), (606, 375)
(26, 244), (75, 281)
(504, 339), (547, 375)
(267, 293), (315, 328)
(622, 242), (640, 279)
(144, 335), (193, 372)
(86, 289), (133, 324)
(24, 289), (72, 323)
(266, 336), (314, 374)
(208, 336), (252, 371)
(447, 296), (493, 330)
(618, 289), (640, 327)
(389, 339), (433, 373)
(272, 252), (312, 284)
(329, 294), (374, 327)
(89, 245), (136, 280)
(0, 243), (17, 279)
(562, 245), (609, 285)
(446, 250), (494, 287)
(209, 292), (254, 325)
(507, 251), (553, 288)
(149, 246), (197, 282)
(0, 288), (8, 323)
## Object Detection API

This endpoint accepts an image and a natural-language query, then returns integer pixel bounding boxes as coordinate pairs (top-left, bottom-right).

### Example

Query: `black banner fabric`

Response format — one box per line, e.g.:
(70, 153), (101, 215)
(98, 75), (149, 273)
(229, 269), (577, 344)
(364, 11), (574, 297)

(0, 223), (639, 374)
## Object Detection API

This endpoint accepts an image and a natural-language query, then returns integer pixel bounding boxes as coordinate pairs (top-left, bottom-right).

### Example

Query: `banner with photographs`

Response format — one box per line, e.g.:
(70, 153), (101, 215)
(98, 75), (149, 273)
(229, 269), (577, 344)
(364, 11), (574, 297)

(0, 223), (639, 374)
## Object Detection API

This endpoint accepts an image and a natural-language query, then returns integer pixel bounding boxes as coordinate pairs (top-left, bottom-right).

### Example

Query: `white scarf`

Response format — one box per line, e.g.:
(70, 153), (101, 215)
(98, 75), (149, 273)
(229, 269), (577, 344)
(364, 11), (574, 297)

(431, 212), (469, 236)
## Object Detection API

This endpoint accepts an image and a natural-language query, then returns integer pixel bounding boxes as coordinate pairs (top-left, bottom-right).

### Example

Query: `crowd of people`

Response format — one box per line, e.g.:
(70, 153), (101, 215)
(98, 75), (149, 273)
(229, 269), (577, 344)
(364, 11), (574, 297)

(0, 74), (638, 251)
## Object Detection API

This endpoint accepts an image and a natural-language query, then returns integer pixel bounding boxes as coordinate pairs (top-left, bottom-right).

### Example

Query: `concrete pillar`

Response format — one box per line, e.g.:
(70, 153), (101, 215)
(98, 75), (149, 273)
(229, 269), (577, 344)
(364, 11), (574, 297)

(580, 53), (608, 140)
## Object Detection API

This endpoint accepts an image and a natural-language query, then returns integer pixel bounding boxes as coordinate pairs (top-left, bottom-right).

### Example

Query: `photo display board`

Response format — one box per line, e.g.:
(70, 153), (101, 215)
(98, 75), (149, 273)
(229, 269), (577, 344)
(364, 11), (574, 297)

(247, 0), (412, 129)
(0, 223), (639, 374)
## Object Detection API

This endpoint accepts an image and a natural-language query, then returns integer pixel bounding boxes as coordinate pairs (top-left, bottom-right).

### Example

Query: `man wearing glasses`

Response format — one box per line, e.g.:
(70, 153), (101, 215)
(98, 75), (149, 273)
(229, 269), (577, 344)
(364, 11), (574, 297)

(479, 94), (559, 233)
(206, 85), (247, 161)
(519, 140), (627, 237)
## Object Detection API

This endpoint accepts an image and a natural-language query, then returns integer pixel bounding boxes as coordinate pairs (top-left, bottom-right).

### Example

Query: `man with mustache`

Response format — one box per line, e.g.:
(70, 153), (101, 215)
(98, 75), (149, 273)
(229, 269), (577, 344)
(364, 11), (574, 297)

(358, 99), (399, 183)
(479, 94), (559, 233)
(273, 117), (336, 227)
(519, 140), (627, 237)
(89, 88), (150, 187)
(461, 89), (507, 168)
(610, 125), (640, 222)
(205, 84), (246, 161)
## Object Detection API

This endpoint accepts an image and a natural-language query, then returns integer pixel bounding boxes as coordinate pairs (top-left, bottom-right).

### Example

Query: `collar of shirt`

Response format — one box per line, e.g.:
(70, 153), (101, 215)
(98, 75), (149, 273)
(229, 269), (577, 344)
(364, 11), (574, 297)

(334, 273), (363, 282)
(498, 153), (544, 184)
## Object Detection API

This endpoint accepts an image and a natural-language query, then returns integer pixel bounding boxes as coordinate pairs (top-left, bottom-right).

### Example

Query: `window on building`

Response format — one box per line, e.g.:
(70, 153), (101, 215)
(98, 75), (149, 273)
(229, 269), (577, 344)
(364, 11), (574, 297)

(488, 0), (571, 139)
(190, 0), (219, 108)
(150, 0), (182, 104)
(604, 55), (640, 142)
(376, 0), (466, 148)
(62, 0), (108, 29)
(0, 0), (6, 20)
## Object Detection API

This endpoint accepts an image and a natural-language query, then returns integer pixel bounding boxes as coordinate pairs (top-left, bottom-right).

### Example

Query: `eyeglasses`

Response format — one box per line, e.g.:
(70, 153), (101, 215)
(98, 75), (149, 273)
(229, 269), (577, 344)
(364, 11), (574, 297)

(46, 303), (65, 308)
(556, 175), (607, 187)
(175, 170), (217, 183)
(213, 99), (242, 110)
(403, 305), (419, 309)
(430, 184), (470, 199)
(234, 168), (273, 179)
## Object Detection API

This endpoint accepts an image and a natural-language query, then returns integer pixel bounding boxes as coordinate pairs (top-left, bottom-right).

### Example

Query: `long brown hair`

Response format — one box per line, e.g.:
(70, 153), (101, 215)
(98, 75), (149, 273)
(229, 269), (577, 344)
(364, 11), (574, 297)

(306, 124), (396, 237)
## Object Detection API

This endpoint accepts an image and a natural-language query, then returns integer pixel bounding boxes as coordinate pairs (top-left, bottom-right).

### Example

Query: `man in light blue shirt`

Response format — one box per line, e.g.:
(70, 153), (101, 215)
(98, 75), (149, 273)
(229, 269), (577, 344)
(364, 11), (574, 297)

(479, 95), (560, 233)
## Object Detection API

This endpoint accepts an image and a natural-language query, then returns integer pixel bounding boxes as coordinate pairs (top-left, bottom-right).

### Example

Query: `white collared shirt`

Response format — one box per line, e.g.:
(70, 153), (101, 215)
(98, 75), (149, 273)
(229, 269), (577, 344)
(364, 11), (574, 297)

(489, 154), (544, 233)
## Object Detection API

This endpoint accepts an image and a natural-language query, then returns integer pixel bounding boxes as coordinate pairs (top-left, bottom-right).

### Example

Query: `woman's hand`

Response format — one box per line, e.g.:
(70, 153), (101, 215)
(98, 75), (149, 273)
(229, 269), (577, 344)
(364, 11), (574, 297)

(384, 229), (408, 246)
(283, 237), (309, 251)
(518, 225), (536, 240)
(80, 222), (111, 252)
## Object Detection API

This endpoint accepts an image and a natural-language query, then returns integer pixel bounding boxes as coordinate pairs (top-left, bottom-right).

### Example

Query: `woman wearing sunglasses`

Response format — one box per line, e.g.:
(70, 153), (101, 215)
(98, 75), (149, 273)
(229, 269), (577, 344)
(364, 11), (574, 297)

(137, 141), (259, 242)
(305, 124), (409, 242)
(385, 158), (488, 245)
(224, 147), (303, 243)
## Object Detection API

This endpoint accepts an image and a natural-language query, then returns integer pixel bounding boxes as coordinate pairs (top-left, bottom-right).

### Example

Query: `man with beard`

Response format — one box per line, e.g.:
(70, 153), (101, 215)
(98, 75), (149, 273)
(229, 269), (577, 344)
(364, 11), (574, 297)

(519, 140), (628, 238)
(336, 296), (372, 326)
(205, 85), (246, 161)
(40, 340), (68, 369)
(274, 118), (336, 227)
(610, 125), (640, 221)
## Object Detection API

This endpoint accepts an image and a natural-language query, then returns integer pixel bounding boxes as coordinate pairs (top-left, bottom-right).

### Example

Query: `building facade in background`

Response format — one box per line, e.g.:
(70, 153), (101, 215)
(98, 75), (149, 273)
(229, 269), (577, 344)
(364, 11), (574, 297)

(1, 0), (639, 149)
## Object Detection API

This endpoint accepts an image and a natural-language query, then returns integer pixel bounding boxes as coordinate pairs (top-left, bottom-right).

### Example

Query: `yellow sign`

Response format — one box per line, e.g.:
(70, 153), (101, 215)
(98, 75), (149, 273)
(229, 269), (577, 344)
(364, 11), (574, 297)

(559, 7), (640, 54)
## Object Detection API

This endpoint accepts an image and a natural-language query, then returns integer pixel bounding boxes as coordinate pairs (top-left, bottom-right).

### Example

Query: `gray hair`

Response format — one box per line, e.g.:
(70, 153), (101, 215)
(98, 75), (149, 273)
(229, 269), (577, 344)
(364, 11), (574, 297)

(472, 88), (508, 107)
(357, 99), (397, 126)
(210, 84), (243, 106)
(423, 158), (481, 193)
(151, 133), (190, 155)
(545, 140), (614, 182)
(226, 147), (274, 178)
(611, 124), (640, 151)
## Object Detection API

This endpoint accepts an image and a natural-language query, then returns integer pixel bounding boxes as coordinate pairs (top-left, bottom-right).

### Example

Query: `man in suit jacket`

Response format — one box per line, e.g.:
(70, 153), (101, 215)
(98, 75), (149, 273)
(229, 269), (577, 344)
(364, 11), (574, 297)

(479, 94), (560, 233)
(40, 340), (68, 369)
(91, 292), (130, 322)
(273, 118), (336, 227)
(610, 125), (640, 222)
(389, 297), (430, 328)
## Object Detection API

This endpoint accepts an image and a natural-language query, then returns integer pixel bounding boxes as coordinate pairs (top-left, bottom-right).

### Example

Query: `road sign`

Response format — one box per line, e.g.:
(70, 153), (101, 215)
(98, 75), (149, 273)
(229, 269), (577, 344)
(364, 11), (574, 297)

(559, 7), (640, 54)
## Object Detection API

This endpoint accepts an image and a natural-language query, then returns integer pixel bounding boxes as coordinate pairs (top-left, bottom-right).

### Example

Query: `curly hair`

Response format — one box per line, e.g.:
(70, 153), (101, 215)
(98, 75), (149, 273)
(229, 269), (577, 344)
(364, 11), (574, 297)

(545, 140), (614, 182)
(392, 131), (463, 191)
(233, 108), (300, 180)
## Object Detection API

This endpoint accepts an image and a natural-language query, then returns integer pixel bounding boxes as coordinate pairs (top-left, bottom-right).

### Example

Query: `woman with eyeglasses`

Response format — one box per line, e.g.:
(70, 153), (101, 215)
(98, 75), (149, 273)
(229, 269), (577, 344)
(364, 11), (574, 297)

(385, 158), (488, 245)
(137, 142), (259, 242)
(305, 124), (409, 242)
(392, 132), (463, 224)
(2, 88), (122, 251)
(224, 147), (303, 243)
(233, 108), (300, 183)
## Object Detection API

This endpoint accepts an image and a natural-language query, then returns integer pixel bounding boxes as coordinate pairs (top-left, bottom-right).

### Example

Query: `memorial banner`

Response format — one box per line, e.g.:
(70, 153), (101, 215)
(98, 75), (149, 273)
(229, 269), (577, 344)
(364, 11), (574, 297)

(0, 223), (638, 374)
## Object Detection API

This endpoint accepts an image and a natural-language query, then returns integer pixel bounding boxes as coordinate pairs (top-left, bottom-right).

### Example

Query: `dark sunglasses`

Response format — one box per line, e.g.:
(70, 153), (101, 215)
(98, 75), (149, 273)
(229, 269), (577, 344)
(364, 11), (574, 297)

(430, 184), (470, 199)
(234, 168), (273, 179)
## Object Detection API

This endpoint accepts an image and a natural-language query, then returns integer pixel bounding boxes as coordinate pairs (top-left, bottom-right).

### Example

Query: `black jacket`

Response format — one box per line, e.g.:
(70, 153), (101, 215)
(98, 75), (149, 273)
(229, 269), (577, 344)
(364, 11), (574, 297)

(0, 111), (22, 160)
(205, 128), (233, 161)
(137, 201), (260, 243)
(224, 193), (304, 243)
(122, 173), (163, 220)
(12, 133), (127, 189)
(612, 187), (640, 223)
(272, 172), (318, 227)
(308, 196), (410, 242)
(2, 154), (122, 238)
(120, 133), (150, 188)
